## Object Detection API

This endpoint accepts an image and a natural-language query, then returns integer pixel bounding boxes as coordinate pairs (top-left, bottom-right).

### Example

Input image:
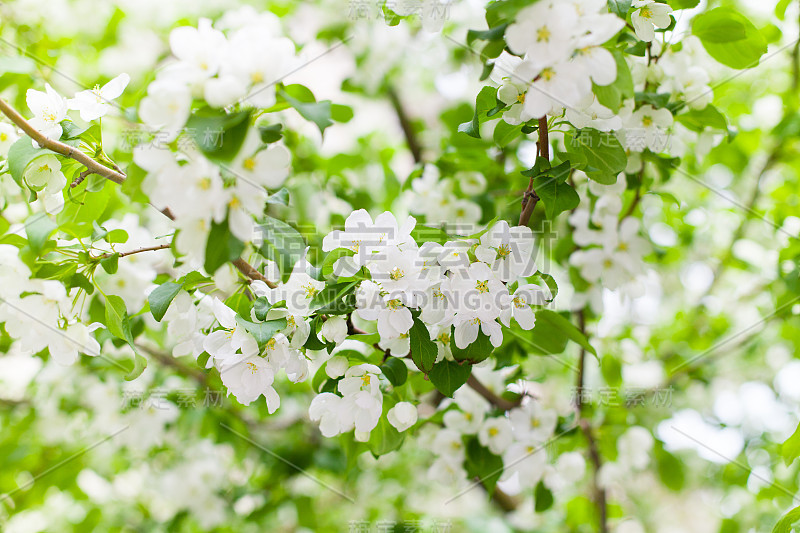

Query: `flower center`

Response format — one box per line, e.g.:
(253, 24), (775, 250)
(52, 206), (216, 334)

(489, 427), (499, 437)
(199, 177), (212, 190)
(389, 267), (405, 281)
(246, 362), (258, 374)
(251, 72), (264, 83)
(537, 26), (551, 42)
(642, 116), (653, 127)
(540, 68), (555, 82)
(513, 296), (526, 308)
(640, 7), (652, 19)
(438, 332), (450, 344)
(243, 158), (256, 171)
(361, 374), (371, 387)
(302, 283), (318, 299)
(387, 298), (402, 310)
(476, 280), (489, 294)
(496, 244), (511, 259)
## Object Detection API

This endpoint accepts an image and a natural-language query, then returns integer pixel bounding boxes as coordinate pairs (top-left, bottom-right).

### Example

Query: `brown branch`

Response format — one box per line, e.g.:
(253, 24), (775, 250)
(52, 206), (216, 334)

(387, 85), (423, 164)
(574, 310), (608, 533)
(95, 243), (171, 260)
(467, 374), (520, 411)
(0, 97), (127, 184)
(519, 117), (549, 226)
(1, 92), (277, 291)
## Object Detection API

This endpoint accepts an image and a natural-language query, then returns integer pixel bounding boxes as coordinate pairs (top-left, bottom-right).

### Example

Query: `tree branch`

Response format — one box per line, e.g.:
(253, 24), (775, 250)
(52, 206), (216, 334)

(574, 310), (608, 533)
(0, 94), (278, 290)
(387, 85), (423, 164)
(0, 97), (127, 185)
(95, 243), (172, 260)
(518, 117), (549, 226)
(467, 374), (521, 411)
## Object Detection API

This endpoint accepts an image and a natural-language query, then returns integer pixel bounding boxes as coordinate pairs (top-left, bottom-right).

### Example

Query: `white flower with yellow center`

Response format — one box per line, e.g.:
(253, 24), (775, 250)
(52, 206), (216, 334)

(0, 123), (19, 157)
(475, 220), (536, 282)
(631, 0), (673, 42)
(26, 83), (68, 144)
(355, 280), (414, 340)
(219, 353), (280, 410)
(338, 364), (383, 435)
(202, 298), (259, 368)
(478, 416), (514, 455)
(68, 73), (130, 121)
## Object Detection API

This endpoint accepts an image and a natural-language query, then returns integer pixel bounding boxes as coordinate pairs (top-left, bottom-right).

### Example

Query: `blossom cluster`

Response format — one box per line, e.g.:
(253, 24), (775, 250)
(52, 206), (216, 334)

(569, 174), (650, 311)
(17, 74), (130, 212)
(133, 17), (294, 266)
(492, 0), (625, 123)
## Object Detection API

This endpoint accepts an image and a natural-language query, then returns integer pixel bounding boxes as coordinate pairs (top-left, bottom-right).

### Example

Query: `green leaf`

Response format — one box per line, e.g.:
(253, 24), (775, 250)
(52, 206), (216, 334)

(104, 294), (130, 341)
(533, 164), (579, 219)
(668, 0), (699, 8)
(100, 253), (119, 274)
(464, 437), (503, 494)
(125, 354), (148, 381)
(253, 296), (272, 321)
(606, 0), (631, 19)
(691, 8), (767, 69)
(781, 422), (800, 466)
(311, 281), (358, 315)
(774, 506), (800, 533)
(280, 86), (334, 135)
(25, 215), (57, 255)
(428, 360), (471, 397)
(409, 317), (438, 373)
(266, 187), (290, 206)
(259, 123), (283, 144)
(535, 310), (597, 356)
(186, 108), (252, 162)
(234, 316), (287, 350)
(655, 446), (685, 491)
(256, 216), (306, 278)
(380, 357), (408, 387)
(104, 294), (146, 379)
(148, 281), (183, 322)
(449, 329), (494, 364)
(458, 86), (498, 139)
(410, 225), (452, 245)
(567, 129), (627, 185)
(534, 481), (554, 512)
(204, 218), (245, 274)
(493, 121), (522, 147)
(368, 398), (405, 457)
(8, 137), (53, 186)
(675, 105), (728, 132)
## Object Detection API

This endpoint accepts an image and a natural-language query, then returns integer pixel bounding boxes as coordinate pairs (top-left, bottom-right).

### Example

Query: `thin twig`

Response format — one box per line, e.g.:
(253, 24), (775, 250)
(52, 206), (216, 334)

(95, 243), (171, 260)
(387, 85), (423, 164)
(467, 374), (520, 411)
(519, 117), (549, 226)
(0, 97), (127, 184)
(574, 310), (608, 533)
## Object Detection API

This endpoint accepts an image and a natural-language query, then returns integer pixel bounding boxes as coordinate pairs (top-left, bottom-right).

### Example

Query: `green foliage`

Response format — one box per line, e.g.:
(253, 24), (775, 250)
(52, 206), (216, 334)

(256, 215), (306, 279)
(148, 282), (183, 322)
(464, 437), (503, 494)
(204, 218), (245, 274)
(428, 359), (472, 397)
(409, 317), (438, 373)
(566, 129), (627, 185)
(691, 8), (768, 69)
(186, 108), (252, 162)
